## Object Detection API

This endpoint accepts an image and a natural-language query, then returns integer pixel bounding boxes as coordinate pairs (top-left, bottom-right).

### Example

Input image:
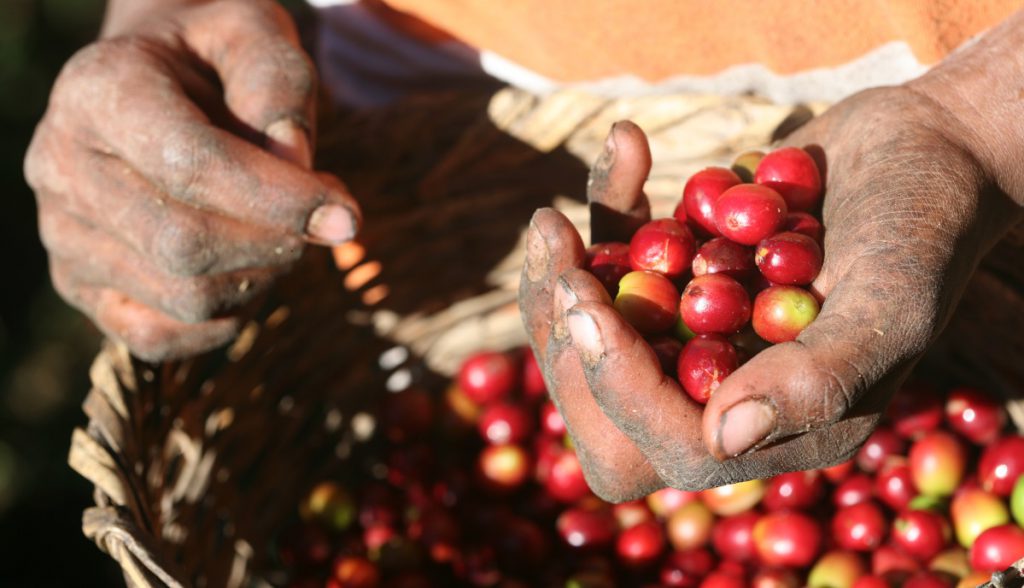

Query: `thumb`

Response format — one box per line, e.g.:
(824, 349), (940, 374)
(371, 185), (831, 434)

(183, 1), (316, 168)
(701, 255), (929, 460)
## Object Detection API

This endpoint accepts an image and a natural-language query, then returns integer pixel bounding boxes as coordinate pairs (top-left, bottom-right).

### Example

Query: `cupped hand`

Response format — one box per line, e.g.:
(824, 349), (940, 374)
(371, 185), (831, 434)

(519, 88), (1023, 500)
(24, 0), (361, 361)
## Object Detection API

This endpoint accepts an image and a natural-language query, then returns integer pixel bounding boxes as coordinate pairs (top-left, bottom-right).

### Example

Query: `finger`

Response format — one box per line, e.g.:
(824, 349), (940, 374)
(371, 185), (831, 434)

(587, 121), (652, 243)
(35, 143), (304, 276)
(180, 0), (316, 168)
(566, 301), (713, 488)
(701, 253), (926, 461)
(49, 264), (240, 362)
(564, 300), (884, 489)
(519, 208), (587, 360)
(40, 205), (281, 324)
(545, 269), (662, 500)
(53, 39), (358, 244)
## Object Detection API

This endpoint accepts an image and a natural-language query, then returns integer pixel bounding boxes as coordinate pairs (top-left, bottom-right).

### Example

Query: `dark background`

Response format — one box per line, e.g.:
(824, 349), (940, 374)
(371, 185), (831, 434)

(1, 2), (309, 583)
(0, 0), (121, 584)
(1, 0), (119, 584)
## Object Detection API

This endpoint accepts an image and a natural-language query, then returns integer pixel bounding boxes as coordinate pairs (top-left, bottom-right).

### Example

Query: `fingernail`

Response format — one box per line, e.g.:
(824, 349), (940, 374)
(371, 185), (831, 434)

(266, 119), (313, 169)
(594, 123), (619, 171)
(307, 204), (356, 243)
(556, 278), (580, 313)
(551, 278), (580, 340)
(718, 399), (776, 458)
(567, 309), (604, 363)
(524, 213), (550, 283)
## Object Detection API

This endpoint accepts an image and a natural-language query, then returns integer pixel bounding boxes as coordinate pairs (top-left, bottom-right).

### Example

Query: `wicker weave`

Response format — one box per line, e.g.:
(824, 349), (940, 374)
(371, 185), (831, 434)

(68, 87), (1024, 587)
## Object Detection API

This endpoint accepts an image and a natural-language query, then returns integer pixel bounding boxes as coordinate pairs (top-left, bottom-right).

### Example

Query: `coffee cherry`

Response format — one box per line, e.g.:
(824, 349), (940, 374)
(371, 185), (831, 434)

(874, 458), (915, 511)
(807, 550), (866, 588)
(650, 335), (685, 376)
(680, 274), (752, 335)
(753, 511), (822, 568)
(478, 444), (531, 490)
(458, 351), (517, 405)
(908, 431), (967, 497)
(661, 548), (717, 587)
(693, 238), (757, 280)
(754, 147), (823, 211)
(731, 150), (765, 183)
(950, 487), (1009, 548)
(945, 387), (1007, 445)
(784, 211), (824, 243)
(701, 479), (766, 516)
(667, 501), (715, 551)
(677, 334), (739, 404)
(886, 381), (944, 440)
(647, 487), (699, 519)
(539, 401), (566, 437)
(330, 556), (380, 588)
(891, 510), (950, 562)
(833, 473), (874, 508)
(677, 167), (742, 237)
(978, 435), (1024, 496)
(856, 428), (906, 473)
(713, 184), (788, 245)
(557, 505), (617, 550)
(832, 501), (888, 552)
(629, 218), (697, 279)
(615, 270), (680, 334)
(617, 520), (667, 568)
(712, 511), (761, 562)
(586, 242), (632, 296)
(969, 524), (1024, 572)
(755, 232), (823, 286)
(752, 285), (819, 343)
(478, 403), (533, 445)
(763, 470), (825, 511)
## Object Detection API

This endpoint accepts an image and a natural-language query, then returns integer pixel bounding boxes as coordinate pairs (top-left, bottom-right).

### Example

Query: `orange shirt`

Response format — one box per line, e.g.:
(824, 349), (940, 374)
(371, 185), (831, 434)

(311, 1), (1023, 106)
(379, 1), (1021, 80)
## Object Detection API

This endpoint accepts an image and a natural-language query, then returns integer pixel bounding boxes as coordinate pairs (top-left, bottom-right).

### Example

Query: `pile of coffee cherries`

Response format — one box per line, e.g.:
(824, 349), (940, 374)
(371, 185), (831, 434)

(586, 147), (825, 403)
(277, 347), (1024, 587)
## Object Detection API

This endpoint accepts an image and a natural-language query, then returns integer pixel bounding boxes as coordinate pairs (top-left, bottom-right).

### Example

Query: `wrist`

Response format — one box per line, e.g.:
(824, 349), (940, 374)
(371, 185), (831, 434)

(905, 12), (1024, 209)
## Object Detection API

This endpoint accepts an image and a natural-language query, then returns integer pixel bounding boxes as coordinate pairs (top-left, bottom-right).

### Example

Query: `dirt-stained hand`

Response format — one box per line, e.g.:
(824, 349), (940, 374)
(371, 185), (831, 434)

(24, 0), (360, 361)
(519, 87), (1023, 499)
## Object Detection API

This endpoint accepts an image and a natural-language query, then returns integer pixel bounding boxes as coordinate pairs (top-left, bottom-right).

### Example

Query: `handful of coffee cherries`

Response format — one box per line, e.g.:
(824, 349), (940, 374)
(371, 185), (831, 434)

(584, 147), (824, 404)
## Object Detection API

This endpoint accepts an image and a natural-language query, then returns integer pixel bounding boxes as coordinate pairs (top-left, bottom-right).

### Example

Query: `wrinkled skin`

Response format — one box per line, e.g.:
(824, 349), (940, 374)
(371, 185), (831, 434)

(519, 84), (1023, 499)
(24, 0), (360, 361)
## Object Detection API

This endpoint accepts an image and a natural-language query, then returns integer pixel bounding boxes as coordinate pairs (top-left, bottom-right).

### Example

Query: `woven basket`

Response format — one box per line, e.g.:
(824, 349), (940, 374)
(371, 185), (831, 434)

(69, 87), (1024, 587)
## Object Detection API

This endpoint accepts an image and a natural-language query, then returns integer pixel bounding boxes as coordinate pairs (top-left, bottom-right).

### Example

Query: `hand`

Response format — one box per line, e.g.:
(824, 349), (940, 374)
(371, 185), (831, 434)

(24, 0), (360, 361)
(519, 88), (1023, 499)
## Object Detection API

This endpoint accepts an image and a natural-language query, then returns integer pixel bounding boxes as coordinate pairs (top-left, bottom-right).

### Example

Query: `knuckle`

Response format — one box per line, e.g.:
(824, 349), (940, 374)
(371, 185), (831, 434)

(275, 45), (316, 98)
(158, 123), (214, 202)
(57, 42), (115, 86)
(153, 215), (216, 277)
(53, 38), (141, 104)
(23, 132), (52, 192)
(48, 261), (85, 311)
(36, 208), (64, 254)
(117, 320), (176, 362)
(580, 467), (651, 503)
(169, 278), (222, 324)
